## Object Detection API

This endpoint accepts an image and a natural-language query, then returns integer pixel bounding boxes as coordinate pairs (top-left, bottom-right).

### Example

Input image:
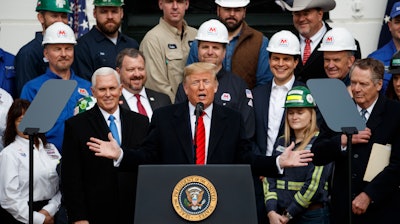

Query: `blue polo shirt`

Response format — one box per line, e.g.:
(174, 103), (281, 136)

(20, 68), (92, 151)
(0, 48), (16, 97)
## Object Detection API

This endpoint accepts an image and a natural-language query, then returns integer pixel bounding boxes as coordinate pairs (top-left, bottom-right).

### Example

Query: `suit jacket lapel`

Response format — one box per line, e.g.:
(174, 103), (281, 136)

(119, 95), (130, 111)
(208, 105), (227, 160)
(172, 103), (193, 162)
(263, 83), (272, 138)
(366, 95), (385, 131)
(145, 88), (157, 110)
(88, 105), (110, 140)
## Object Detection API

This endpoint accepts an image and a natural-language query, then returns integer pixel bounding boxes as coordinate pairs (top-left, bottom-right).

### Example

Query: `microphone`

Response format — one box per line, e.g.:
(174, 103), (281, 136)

(193, 102), (204, 164)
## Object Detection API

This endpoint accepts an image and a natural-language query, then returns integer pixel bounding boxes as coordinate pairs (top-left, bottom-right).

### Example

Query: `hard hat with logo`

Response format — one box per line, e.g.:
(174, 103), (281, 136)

(196, 19), (229, 44)
(93, 0), (124, 7)
(42, 22), (77, 45)
(267, 30), (300, 55)
(284, 86), (316, 108)
(388, 51), (400, 74)
(215, 0), (250, 8)
(318, 27), (357, 52)
(36, 0), (71, 13)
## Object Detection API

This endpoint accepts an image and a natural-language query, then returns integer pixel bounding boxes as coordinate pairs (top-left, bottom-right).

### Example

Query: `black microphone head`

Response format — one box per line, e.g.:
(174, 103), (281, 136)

(194, 102), (204, 115)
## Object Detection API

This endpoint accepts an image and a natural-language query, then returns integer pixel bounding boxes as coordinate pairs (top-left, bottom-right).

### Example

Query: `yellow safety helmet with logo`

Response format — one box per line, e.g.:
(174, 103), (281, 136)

(284, 86), (316, 108)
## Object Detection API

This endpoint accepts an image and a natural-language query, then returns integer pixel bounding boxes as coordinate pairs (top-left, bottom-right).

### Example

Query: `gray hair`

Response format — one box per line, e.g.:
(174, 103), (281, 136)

(91, 67), (121, 87)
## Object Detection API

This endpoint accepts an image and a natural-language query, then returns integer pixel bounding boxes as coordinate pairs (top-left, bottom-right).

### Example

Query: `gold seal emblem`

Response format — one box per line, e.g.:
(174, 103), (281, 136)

(172, 175), (217, 221)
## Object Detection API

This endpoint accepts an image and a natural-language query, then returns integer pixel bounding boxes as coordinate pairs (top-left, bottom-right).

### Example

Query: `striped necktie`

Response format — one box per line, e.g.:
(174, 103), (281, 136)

(196, 112), (206, 165)
(303, 38), (311, 64)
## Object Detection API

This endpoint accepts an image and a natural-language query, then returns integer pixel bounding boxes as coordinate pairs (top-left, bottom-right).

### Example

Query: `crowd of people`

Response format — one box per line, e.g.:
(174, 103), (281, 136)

(1, 0), (400, 224)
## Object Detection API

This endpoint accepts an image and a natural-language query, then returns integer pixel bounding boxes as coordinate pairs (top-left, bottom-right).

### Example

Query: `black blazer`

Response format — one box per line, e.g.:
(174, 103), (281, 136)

(252, 80), (305, 155)
(311, 95), (400, 223)
(119, 87), (171, 112)
(61, 105), (149, 224)
(120, 102), (282, 177)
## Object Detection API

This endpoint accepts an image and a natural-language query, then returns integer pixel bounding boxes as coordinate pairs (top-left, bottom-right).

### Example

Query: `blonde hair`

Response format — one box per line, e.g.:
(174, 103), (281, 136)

(183, 62), (218, 84)
(284, 108), (319, 151)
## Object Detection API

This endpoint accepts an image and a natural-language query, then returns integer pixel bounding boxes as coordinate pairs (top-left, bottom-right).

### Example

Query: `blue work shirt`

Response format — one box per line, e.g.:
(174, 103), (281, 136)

(20, 69), (92, 151)
(73, 26), (139, 81)
(368, 39), (396, 94)
(0, 48), (16, 97)
(186, 36), (273, 87)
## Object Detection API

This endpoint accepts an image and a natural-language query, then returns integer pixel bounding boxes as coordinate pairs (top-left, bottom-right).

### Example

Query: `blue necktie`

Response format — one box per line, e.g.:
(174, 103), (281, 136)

(108, 115), (120, 145)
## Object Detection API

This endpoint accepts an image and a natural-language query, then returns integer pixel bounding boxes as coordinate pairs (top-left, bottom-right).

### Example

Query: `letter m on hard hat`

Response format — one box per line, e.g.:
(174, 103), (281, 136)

(326, 36), (333, 43)
(209, 27), (217, 33)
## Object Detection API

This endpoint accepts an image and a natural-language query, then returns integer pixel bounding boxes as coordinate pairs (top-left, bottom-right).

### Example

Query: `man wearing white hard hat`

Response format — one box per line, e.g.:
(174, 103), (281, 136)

(252, 30), (306, 223)
(175, 19), (254, 139)
(186, 0), (274, 90)
(20, 22), (92, 151)
(318, 27), (357, 95)
(280, 0), (361, 83)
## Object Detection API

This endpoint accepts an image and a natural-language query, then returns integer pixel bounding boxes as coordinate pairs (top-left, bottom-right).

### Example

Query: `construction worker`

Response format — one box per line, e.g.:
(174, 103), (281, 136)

(318, 27), (357, 88)
(20, 22), (92, 151)
(15, 0), (71, 97)
(73, 0), (139, 81)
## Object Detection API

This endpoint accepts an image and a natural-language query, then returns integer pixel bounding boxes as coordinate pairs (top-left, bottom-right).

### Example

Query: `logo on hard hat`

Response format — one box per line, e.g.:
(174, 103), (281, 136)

(279, 38), (289, 47)
(325, 36), (334, 45)
(207, 27), (218, 36)
(56, 0), (67, 8)
(57, 29), (67, 38)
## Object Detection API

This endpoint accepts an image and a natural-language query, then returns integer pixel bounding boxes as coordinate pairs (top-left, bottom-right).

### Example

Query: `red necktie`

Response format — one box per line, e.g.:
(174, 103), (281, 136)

(196, 112), (206, 165)
(303, 38), (311, 65)
(135, 94), (148, 116)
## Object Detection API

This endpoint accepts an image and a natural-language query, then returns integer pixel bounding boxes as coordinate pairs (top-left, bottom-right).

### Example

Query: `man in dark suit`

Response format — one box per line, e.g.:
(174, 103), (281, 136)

(61, 67), (149, 224)
(116, 48), (171, 120)
(88, 62), (314, 179)
(311, 58), (400, 224)
(280, 0), (361, 83)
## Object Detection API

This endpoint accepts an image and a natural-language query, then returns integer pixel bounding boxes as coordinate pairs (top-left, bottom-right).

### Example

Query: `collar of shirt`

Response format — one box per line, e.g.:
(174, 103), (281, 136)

(122, 87), (153, 119)
(188, 102), (213, 119)
(272, 75), (295, 90)
(356, 96), (378, 120)
(99, 106), (122, 138)
(300, 22), (327, 53)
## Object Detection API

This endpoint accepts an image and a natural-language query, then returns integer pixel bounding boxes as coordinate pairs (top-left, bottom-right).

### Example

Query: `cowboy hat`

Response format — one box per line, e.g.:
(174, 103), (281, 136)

(280, 0), (336, 12)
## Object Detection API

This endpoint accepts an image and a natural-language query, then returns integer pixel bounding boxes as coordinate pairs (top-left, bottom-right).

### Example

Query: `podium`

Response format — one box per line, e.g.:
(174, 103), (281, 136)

(135, 164), (257, 224)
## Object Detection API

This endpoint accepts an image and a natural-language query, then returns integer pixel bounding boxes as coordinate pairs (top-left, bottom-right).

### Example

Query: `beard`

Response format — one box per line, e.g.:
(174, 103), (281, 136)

(219, 17), (243, 32)
(97, 20), (121, 36)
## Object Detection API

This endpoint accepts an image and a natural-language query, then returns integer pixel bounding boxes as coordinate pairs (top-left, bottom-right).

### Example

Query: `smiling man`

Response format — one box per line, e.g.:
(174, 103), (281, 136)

(73, 0), (139, 81)
(116, 48), (171, 120)
(20, 22), (91, 151)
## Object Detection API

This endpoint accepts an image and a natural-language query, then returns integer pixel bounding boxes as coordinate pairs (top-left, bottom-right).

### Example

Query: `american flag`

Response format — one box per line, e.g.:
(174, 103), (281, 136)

(377, 0), (396, 48)
(68, 0), (90, 38)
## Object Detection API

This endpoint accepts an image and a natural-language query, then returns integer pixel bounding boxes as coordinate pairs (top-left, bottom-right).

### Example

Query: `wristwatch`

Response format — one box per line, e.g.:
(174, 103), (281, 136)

(283, 210), (293, 220)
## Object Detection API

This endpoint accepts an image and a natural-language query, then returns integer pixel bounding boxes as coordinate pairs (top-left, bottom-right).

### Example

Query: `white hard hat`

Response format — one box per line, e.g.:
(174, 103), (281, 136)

(267, 30), (300, 55)
(215, 0), (250, 7)
(318, 27), (357, 52)
(196, 19), (229, 44)
(42, 22), (77, 45)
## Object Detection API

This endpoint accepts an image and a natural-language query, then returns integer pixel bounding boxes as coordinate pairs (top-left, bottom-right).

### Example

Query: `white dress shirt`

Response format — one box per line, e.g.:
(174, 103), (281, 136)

(189, 103), (213, 164)
(99, 107), (122, 142)
(122, 88), (153, 120)
(267, 76), (295, 156)
(0, 136), (61, 224)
